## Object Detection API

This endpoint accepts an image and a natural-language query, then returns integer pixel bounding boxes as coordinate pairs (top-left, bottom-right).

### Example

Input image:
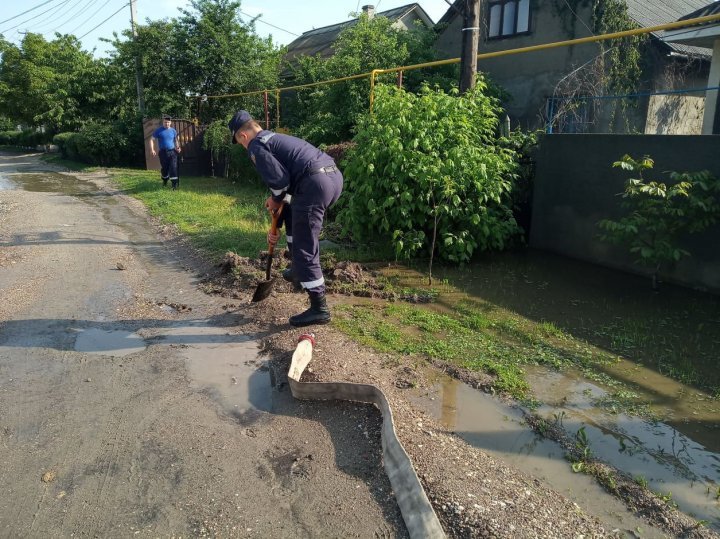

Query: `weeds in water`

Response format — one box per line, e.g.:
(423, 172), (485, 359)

(655, 490), (677, 507)
(634, 475), (648, 488)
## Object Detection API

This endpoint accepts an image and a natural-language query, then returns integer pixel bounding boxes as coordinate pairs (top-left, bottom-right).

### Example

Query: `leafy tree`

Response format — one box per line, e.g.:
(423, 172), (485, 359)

(340, 83), (520, 282)
(107, 0), (281, 122)
(286, 13), (449, 144)
(0, 33), (108, 133)
(598, 155), (720, 290)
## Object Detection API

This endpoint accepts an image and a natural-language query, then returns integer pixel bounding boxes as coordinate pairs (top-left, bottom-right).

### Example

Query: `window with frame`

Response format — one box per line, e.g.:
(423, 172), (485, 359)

(488, 0), (531, 39)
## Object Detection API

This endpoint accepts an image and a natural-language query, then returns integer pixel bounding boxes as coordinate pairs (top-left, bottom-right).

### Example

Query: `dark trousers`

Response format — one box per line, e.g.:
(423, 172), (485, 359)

(158, 149), (179, 185)
(284, 169), (343, 294)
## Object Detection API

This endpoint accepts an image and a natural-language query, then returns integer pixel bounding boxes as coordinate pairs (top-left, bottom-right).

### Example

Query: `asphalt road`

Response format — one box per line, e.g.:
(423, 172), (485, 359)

(0, 152), (406, 538)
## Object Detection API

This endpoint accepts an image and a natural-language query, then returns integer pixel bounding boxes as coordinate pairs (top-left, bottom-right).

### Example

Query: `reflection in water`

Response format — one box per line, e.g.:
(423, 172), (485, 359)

(151, 322), (272, 413)
(379, 251), (720, 451)
(413, 374), (667, 536)
(420, 370), (720, 532)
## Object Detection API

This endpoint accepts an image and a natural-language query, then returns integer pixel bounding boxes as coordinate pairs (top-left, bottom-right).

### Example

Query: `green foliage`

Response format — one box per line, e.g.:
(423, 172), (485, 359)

(340, 83), (520, 274)
(74, 123), (128, 166)
(598, 155), (720, 289)
(53, 132), (80, 160)
(0, 116), (15, 131)
(0, 131), (21, 146)
(202, 120), (231, 162)
(285, 13), (449, 144)
(0, 33), (109, 133)
(200, 119), (261, 182)
(592, 0), (648, 130)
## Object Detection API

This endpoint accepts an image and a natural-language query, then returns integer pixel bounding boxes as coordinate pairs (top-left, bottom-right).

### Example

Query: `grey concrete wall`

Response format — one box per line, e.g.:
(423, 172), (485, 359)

(530, 135), (720, 293)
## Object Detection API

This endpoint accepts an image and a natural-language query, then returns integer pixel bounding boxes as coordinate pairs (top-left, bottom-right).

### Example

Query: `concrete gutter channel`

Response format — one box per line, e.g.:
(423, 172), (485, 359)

(288, 333), (446, 538)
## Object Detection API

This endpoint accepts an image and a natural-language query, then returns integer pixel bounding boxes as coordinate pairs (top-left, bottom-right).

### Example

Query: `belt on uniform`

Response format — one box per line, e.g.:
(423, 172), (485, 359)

(309, 165), (337, 175)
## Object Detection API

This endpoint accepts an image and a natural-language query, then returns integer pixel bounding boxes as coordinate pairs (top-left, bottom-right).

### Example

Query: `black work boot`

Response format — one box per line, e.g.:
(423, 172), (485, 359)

(289, 292), (331, 327)
(282, 267), (295, 282)
(171, 179), (179, 190)
(162, 178), (168, 187)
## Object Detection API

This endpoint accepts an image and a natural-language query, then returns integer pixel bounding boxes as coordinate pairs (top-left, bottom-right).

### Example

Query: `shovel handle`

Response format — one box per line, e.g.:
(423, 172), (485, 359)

(267, 202), (284, 256)
(265, 202), (284, 280)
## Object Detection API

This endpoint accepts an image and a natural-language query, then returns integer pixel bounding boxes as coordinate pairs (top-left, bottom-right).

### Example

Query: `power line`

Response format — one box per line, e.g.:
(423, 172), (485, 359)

(0, 0), (63, 26)
(239, 10), (299, 37)
(40, 0), (101, 35)
(22, 0), (76, 32)
(562, 0), (594, 35)
(69, 0), (114, 35)
(0, 0), (72, 34)
(78, 2), (128, 39)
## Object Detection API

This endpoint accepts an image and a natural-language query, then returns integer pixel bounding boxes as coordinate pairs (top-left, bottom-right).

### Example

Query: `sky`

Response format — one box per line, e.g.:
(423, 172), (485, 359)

(0, 0), (454, 57)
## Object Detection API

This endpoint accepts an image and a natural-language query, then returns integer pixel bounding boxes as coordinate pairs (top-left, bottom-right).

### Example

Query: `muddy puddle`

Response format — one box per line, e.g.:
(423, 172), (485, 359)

(147, 322), (273, 413)
(74, 328), (147, 356)
(410, 373), (671, 536)
(379, 251), (720, 530)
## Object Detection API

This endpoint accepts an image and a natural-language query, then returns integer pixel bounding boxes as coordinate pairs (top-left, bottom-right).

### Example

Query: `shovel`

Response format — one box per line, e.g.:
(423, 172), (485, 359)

(251, 203), (284, 302)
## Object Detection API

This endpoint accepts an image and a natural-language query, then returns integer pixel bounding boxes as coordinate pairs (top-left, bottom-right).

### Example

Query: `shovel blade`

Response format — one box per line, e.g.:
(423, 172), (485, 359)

(251, 278), (276, 302)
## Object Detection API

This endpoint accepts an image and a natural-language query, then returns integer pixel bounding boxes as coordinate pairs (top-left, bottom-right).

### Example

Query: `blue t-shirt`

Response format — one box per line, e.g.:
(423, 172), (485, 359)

(153, 126), (177, 150)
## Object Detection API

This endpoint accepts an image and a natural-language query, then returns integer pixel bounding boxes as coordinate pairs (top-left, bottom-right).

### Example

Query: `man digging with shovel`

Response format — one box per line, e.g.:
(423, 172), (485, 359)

(229, 110), (343, 327)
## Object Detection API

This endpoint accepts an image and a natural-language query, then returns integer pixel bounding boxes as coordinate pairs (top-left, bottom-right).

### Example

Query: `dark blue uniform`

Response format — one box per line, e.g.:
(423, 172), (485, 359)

(248, 131), (343, 294)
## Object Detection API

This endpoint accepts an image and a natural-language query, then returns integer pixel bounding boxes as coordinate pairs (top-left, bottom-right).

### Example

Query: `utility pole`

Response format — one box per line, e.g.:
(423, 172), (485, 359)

(459, 0), (481, 93)
(130, 0), (146, 116)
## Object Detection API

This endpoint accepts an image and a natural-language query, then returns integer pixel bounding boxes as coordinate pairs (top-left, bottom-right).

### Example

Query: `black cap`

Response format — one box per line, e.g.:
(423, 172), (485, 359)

(228, 110), (253, 144)
(162, 114), (171, 120)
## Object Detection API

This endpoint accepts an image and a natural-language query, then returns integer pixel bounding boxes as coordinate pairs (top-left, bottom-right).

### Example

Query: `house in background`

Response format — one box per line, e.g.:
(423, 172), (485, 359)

(434, 0), (712, 134)
(663, 2), (720, 134)
(281, 4), (435, 77)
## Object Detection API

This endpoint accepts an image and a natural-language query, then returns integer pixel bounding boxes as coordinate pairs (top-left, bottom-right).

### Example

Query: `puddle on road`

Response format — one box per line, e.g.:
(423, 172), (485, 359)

(412, 371), (720, 533)
(73, 329), (147, 357)
(153, 323), (272, 414)
(0, 173), (16, 190)
(2, 172), (96, 195)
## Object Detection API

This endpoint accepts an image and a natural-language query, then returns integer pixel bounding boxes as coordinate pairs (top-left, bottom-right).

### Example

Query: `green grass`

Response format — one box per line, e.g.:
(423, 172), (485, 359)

(331, 299), (662, 408)
(111, 169), (270, 258)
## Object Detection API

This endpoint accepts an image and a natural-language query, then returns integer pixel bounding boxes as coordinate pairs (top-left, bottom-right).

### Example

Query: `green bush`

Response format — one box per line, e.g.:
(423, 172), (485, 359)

(74, 122), (128, 165)
(18, 129), (47, 148)
(53, 132), (80, 159)
(0, 131), (21, 146)
(598, 155), (720, 289)
(340, 83), (521, 278)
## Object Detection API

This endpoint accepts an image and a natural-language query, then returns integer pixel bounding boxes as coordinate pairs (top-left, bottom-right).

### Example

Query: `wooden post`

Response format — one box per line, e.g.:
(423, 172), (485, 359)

(459, 0), (481, 93)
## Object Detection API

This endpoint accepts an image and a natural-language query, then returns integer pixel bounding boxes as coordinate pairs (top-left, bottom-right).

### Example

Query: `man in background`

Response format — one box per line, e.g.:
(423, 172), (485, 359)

(150, 115), (181, 190)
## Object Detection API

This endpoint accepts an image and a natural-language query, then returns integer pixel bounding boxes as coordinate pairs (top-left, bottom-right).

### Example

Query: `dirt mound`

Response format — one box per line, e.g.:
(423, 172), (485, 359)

(329, 261), (365, 283)
(219, 251), (252, 273)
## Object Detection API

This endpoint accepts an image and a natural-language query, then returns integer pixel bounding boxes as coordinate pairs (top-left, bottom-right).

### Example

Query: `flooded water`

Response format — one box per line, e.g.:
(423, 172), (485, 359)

(410, 373), (669, 537)
(150, 322), (272, 413)
(74, 328), (147, 357)
(380, 251), (720, 531)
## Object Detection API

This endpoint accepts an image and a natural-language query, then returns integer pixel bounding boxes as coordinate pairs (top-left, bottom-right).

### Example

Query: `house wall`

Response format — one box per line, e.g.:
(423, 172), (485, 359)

(530, 134), (720, 293)
(435, 0), (600, 129)
(434, 1), (711, 133)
